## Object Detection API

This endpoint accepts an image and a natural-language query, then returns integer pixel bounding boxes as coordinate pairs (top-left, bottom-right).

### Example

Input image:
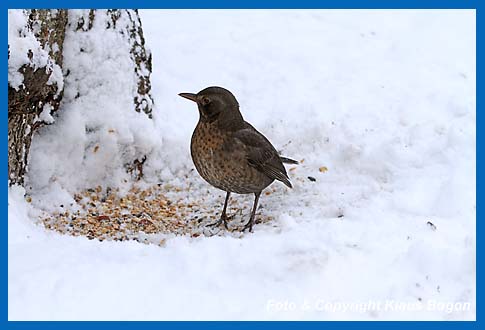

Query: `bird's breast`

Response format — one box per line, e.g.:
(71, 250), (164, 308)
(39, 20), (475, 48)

(191, 122), (226, 179)
(190, 122), (272, 194)
(191, 122), (225, 155)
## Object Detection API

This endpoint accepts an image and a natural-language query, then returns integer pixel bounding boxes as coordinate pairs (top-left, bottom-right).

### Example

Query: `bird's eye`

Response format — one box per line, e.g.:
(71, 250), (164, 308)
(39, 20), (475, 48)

(202, 97), (211, 105)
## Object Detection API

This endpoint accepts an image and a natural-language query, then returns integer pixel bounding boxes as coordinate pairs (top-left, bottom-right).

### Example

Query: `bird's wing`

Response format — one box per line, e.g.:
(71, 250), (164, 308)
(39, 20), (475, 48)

(230, 125), (292, 188)
(280, 156), (299, 165)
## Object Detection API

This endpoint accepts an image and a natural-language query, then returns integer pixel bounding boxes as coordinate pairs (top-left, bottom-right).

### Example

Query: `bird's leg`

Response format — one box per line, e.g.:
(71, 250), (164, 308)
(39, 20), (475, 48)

(242, 192), (261, 233)
(207, 191), (232, 229)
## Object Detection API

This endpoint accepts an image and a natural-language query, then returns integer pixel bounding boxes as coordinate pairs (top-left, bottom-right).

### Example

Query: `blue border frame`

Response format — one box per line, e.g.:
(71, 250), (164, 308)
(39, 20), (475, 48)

(1, 0), (481, 9)
(4, 0), (480, 328)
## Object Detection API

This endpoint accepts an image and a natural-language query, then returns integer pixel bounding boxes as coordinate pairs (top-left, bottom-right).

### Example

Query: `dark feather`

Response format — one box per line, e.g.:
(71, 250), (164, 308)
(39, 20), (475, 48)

(280, 156), (299, 165)
(232, 124), (293, 188)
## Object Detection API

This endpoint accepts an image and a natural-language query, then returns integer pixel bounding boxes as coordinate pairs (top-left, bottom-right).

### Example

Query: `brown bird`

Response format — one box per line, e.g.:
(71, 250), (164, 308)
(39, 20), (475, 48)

(179, 86), (297, 232)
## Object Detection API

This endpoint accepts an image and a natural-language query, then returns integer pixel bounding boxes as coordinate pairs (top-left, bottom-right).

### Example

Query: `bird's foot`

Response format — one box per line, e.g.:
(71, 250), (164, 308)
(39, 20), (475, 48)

(206, 213), (235, 230)
(242, 220), (254, 233)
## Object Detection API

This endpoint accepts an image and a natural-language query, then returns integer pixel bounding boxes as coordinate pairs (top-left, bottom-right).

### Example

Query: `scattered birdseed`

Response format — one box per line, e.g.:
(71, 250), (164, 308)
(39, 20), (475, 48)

(39, 184), (275, 244)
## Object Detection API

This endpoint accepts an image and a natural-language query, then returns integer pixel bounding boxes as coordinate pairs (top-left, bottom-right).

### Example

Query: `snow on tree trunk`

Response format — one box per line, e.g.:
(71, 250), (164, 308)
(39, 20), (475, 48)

(8, 9), (67, 186)
(8, 9), (156, 189)
(25, 9), (159, 193)
(72, 9), (154, 118)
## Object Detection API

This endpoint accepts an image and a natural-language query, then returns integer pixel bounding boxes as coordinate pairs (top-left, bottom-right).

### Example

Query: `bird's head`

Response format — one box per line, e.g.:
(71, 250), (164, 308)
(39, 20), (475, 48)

(179, 86), (244, 126)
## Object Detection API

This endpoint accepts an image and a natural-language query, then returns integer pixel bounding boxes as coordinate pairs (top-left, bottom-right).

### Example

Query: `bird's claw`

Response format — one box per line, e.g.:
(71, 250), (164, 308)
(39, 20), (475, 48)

(242, 221), (253, 233)
(206, 214), (234, 230)
(206, 218), (228, 229)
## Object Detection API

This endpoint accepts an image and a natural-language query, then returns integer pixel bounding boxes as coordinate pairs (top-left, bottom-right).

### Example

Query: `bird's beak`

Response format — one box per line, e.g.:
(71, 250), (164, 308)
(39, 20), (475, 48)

(178, 93), (197, 102)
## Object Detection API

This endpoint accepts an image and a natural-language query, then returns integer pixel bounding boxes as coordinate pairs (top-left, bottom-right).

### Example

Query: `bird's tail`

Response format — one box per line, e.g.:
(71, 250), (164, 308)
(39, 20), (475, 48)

(282, 178), (293, 189)
(280, 156), (299, 165)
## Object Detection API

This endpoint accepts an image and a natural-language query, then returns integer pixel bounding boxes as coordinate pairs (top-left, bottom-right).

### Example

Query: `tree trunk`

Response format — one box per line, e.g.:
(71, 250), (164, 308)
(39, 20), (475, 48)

(8, 9), (67, 185)
(8, 9), (154, 186)
(72, 9), (154, 118)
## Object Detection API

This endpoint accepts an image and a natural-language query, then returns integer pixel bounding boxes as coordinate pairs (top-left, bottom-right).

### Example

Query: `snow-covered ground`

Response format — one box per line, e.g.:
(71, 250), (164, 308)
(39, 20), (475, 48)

(8, 10), (475, 320)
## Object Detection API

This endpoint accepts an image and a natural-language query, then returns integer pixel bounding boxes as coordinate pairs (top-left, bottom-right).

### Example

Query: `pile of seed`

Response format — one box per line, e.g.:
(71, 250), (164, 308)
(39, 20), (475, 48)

(36, 161), (314, 244)
(39, 184), (274, 244)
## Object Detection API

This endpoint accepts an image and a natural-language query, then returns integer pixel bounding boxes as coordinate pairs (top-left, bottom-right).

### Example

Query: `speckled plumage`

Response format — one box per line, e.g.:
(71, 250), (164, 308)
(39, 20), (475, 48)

(191, 121), (274, 194)
(180, 86), (295, 232)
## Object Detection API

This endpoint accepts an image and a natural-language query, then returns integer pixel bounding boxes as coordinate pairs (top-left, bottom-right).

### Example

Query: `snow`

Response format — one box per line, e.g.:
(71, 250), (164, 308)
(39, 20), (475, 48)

(26, 10), (160, 195)
(36, 104), (55, 124)
(8, 9), (63, 91)
(8, 9), (475, 320)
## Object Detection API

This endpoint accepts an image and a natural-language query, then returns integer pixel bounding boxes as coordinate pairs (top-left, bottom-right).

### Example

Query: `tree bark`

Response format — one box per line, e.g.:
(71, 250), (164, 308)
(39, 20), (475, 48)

(8, 9), (154, 186)
(8, 9), (67, 185)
